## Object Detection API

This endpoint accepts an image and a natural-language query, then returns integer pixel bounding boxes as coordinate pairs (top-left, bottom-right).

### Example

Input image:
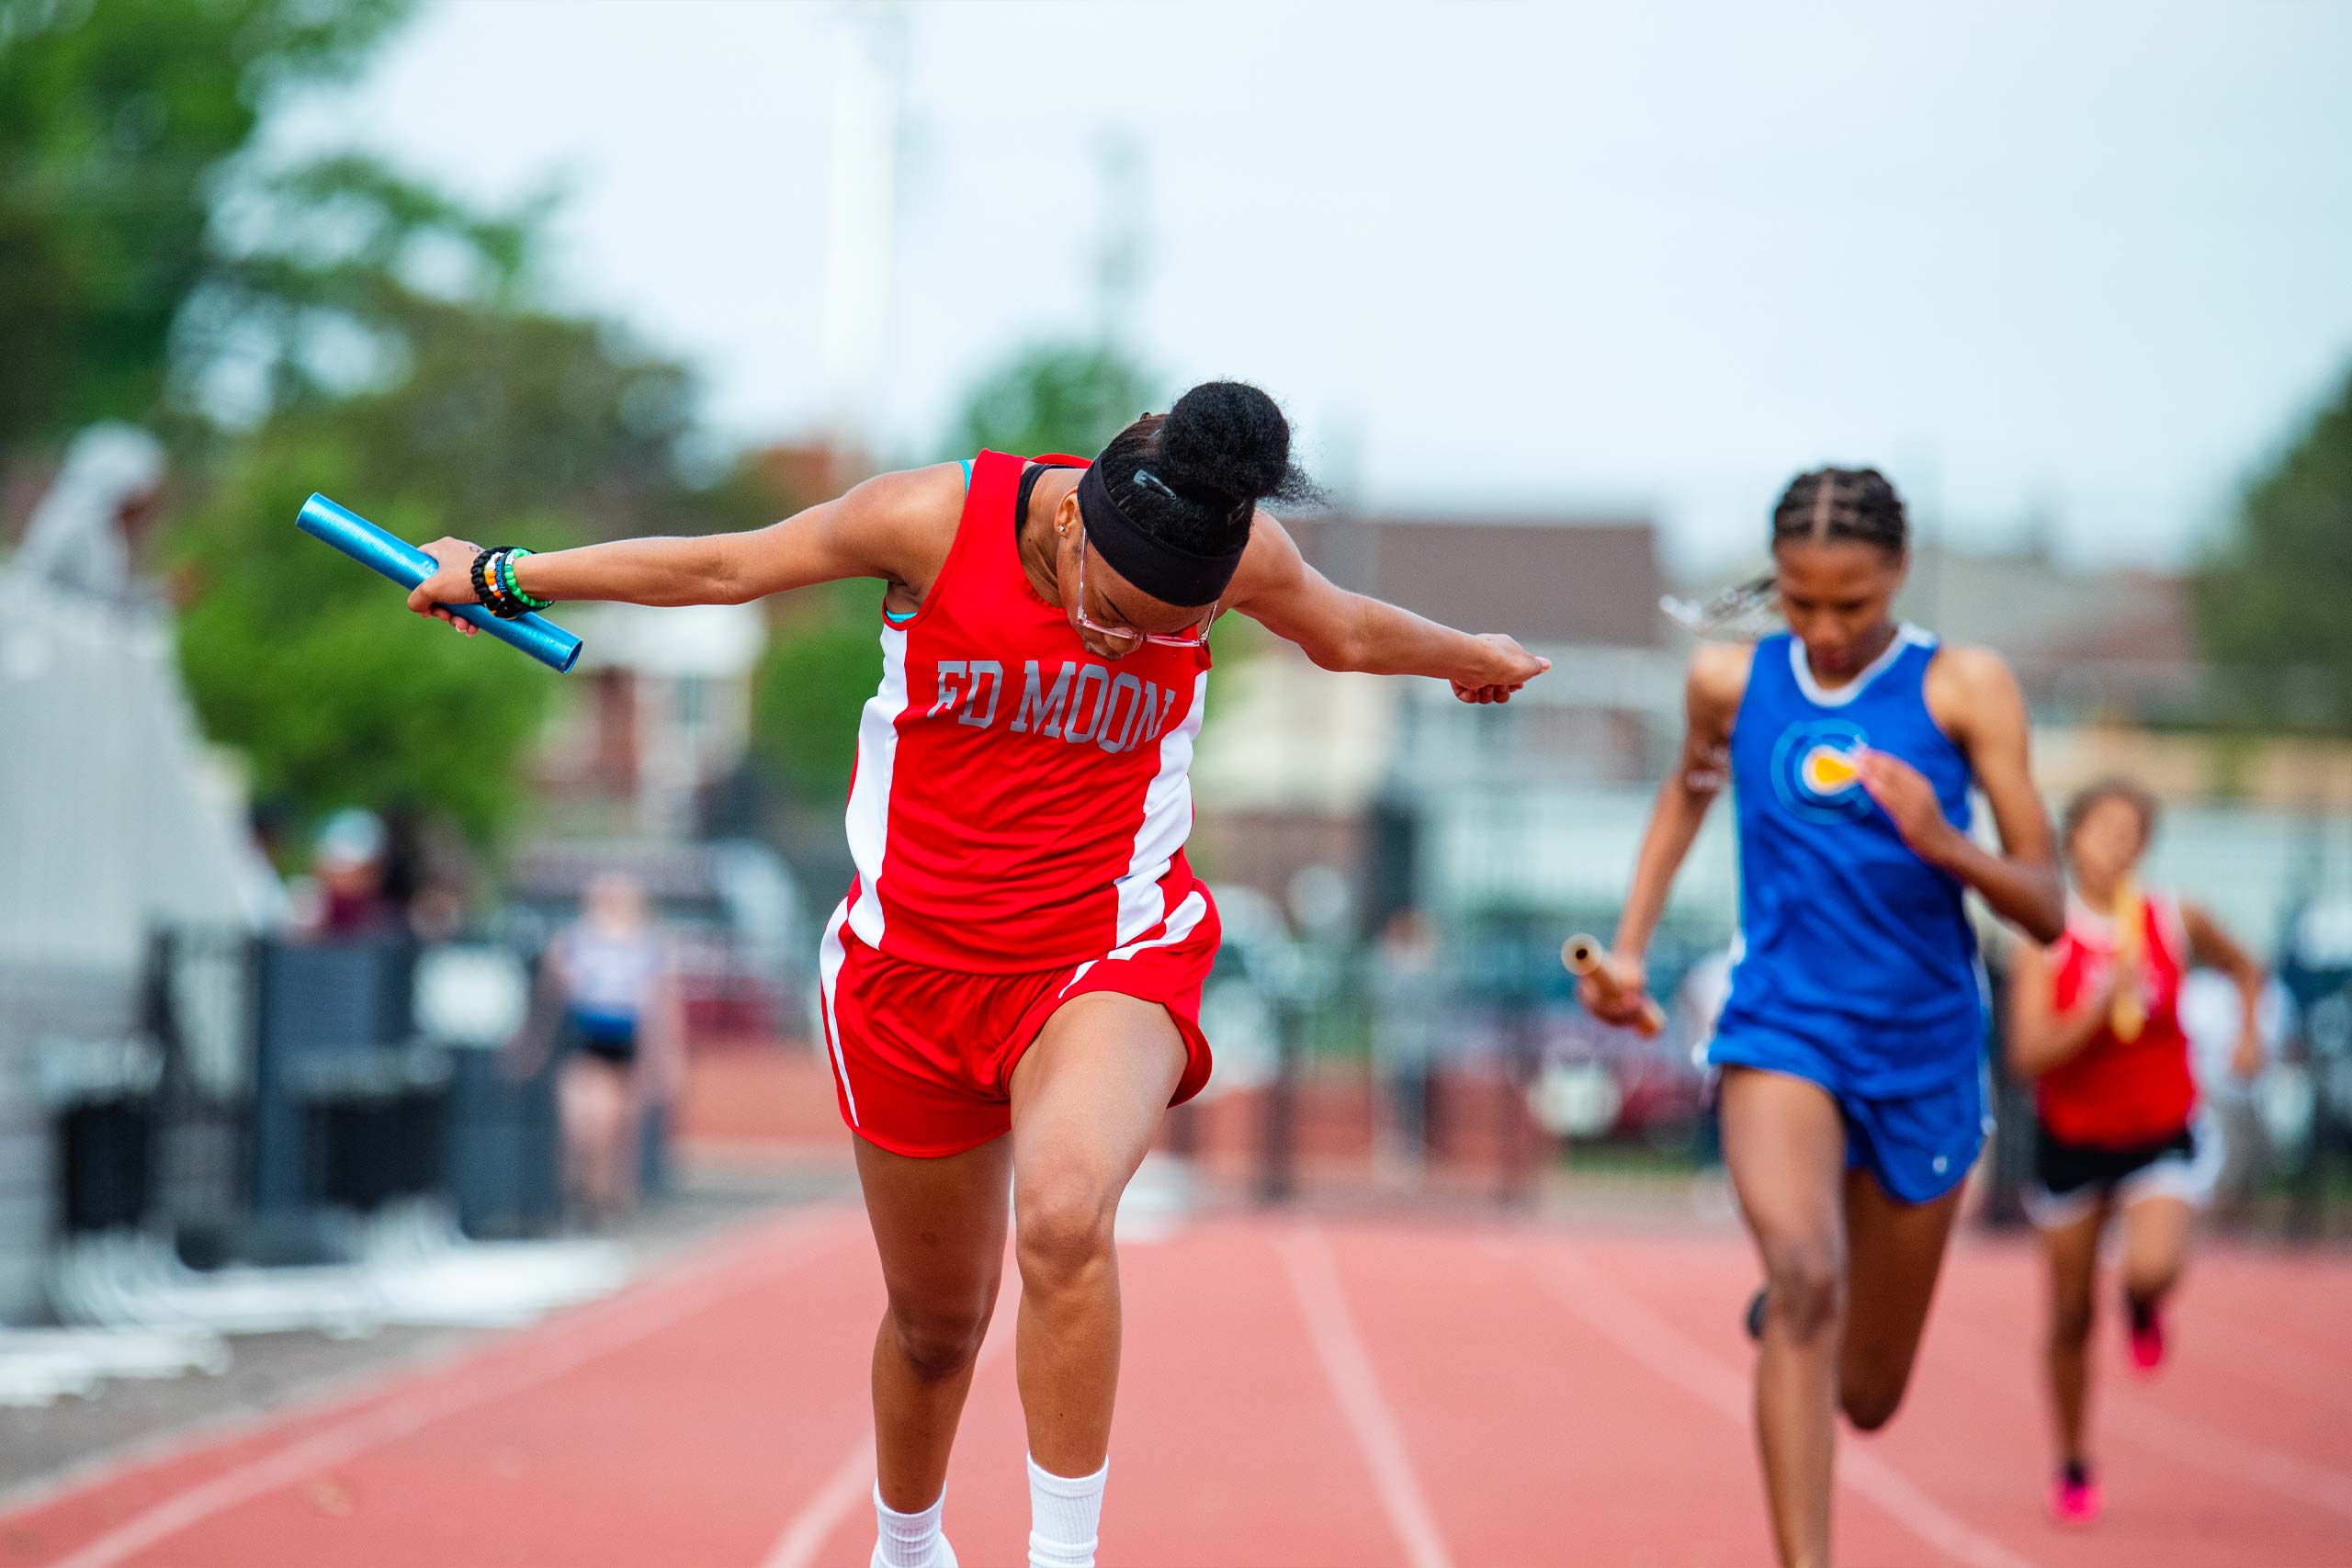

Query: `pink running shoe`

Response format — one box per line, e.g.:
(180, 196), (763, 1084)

(2127, 1296), (2166, 1375)
(2049, 1463), (2102, 1527)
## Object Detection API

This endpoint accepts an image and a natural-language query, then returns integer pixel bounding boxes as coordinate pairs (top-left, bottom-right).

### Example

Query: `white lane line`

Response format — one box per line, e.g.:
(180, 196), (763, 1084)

(42, 1213), (859, 1568)
(759, 1439), (886, 1568)
(6, 1207), (849, 1523)
(1278, 1225), (1454, 1568)
(1931, 1314), (2352, 1523)
(759, 1297), (1017, 1568)
(1502, 1239), (2043, 1568)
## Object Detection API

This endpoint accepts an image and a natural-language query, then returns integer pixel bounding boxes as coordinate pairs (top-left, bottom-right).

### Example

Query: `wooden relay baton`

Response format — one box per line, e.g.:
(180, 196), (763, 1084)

(1561, 933), (1666, 1039)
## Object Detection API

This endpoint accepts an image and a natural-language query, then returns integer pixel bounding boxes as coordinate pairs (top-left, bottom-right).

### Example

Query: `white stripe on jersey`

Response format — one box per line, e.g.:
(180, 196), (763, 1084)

(844, 623), (909, 947)
(817, 900), (858, 1126)
(1112, 670), (1208, 944)
(1061, 888), (1211, 996)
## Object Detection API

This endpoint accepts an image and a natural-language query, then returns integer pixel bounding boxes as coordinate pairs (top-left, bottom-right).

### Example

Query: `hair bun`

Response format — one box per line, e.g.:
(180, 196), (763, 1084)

(1156, 381), (1315, 513)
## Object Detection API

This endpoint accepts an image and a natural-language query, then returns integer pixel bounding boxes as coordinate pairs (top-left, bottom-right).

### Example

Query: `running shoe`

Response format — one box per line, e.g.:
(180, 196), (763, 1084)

(2048, 1461), (2101, 1526)
(2126, 1292), (2165, 1375)
(1744, 1286), (1768, 1342)
(872, 1539), (958, 1568)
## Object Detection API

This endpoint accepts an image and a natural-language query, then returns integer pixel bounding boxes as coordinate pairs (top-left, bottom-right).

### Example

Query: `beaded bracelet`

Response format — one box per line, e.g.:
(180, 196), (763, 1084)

(499, 547), (552, 613)
(470, 547), (526, 619)
(469, 548), (505, 615)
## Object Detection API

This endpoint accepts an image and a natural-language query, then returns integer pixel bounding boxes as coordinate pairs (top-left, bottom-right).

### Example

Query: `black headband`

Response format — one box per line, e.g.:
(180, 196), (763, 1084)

(1075, 461), (1250, 609)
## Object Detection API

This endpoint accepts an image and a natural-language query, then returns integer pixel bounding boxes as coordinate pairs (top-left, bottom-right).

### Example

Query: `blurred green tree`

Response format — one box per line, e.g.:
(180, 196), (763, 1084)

(0, 0), (728, 839)
(168, 285), (713, 841)
(171, 426), (571, 842)
(750, 581), (880, 808)
(2196, 366), (2352, 731)
(0, 0), (412, 451)
(275, 279), (704, 536)
(950, 341), (1158, 460)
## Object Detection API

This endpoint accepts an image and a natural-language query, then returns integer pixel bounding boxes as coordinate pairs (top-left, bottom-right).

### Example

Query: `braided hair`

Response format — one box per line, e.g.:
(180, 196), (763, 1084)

(1663, 467), (1909, 636)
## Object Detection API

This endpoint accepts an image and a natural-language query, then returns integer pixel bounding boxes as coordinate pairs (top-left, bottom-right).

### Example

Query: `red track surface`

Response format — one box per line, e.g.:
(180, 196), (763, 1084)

(7, 1202), (2350, 1567)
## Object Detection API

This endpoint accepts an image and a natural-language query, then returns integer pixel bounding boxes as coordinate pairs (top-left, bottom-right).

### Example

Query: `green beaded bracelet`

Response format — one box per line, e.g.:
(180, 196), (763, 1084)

(500, 547), (552, 612)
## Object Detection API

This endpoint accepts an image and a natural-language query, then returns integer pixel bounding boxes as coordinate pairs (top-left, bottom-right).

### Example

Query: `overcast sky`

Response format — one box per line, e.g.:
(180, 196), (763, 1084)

(266, 1), (2352, 573)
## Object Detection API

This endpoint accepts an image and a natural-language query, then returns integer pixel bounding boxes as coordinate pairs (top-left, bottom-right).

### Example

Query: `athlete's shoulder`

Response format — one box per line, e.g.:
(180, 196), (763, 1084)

(1686, 639), (1756, 728)
(844, 462), (967, 526)
(1921, 641), (2025, 733)
(835, 462), (968, 587)
(1925, 640), (2017, 687)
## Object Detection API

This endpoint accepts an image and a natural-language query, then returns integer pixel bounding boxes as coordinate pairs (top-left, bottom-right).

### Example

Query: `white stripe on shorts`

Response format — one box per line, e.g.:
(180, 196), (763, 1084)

(817, 900), (858, 1126)
(1060, 888), (1210, 998)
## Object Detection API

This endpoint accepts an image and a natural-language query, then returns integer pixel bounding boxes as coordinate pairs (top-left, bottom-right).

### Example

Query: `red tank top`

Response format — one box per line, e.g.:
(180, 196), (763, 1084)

(839, 450), (1214, 973)
(2036, 891), (2197, 1146)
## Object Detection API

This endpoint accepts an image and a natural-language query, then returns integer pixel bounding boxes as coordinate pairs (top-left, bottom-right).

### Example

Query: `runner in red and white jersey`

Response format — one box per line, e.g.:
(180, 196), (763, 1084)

(2007, 778), (2267, 1528)
(408, 381), (1548, 1568)
(833, 443), (1216, 979)
(816, 446), (1227, 1161)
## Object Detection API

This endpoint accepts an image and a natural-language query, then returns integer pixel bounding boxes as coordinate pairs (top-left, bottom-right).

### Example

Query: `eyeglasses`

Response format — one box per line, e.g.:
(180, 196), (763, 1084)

(1074, 537), (1216, 649)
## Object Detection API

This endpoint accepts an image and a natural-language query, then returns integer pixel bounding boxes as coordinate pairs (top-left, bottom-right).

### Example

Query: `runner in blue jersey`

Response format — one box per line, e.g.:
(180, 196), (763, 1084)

(1580, 468), (2064, 1568)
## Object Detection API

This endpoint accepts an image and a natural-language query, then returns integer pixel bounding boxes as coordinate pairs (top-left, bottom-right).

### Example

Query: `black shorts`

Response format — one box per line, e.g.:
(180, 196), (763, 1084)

(2024, 1119), (2219, 1226)
(571, 1014), (639, 1068)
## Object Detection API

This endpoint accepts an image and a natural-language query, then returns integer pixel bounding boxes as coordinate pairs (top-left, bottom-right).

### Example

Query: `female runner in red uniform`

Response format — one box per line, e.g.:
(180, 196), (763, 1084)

(407, 382), (1546, 1568)
(2008, 778), (2266, 1526)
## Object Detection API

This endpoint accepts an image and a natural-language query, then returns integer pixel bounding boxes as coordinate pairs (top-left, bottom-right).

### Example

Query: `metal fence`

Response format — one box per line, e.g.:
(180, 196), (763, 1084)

(40, 928), (581, 1288)
(0, 924), (655, 1348)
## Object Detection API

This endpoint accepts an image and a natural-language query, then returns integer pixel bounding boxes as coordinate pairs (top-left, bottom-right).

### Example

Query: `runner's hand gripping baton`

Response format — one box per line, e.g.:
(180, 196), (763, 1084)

(296, 493), (582, 673)
(1561, 933), (1666, 1038)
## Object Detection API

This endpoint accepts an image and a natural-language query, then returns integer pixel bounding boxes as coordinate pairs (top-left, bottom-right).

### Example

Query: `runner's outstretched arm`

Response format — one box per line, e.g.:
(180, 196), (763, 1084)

(1222, 512), (1548, 704)
(402, 464), (960, 624)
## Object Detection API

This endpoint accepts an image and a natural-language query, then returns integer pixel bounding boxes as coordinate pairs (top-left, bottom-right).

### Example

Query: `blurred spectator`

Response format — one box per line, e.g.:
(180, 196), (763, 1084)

(310, 809), (398, 939)
(513, 874), (683, 1229)
(13, 423), (164, 604)
(1370, 907), (1445, 1164)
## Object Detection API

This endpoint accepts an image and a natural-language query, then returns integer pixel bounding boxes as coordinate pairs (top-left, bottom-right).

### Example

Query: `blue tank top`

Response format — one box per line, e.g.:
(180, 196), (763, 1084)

(1714, 626), (1984, 1092)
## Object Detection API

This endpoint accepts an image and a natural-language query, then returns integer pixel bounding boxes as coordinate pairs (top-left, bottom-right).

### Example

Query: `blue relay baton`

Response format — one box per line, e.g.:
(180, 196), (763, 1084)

(296, 493), (582, 673)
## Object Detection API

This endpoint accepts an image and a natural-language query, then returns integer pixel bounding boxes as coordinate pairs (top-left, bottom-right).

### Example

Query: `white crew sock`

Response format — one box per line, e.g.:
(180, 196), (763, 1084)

(875, 1480), (948, 1568)
(1027, 1455), (1108, 1568)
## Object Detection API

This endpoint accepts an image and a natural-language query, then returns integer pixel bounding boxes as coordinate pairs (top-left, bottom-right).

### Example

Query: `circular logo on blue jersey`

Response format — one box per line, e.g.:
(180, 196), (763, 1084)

(1770, 718), (1873, 825)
